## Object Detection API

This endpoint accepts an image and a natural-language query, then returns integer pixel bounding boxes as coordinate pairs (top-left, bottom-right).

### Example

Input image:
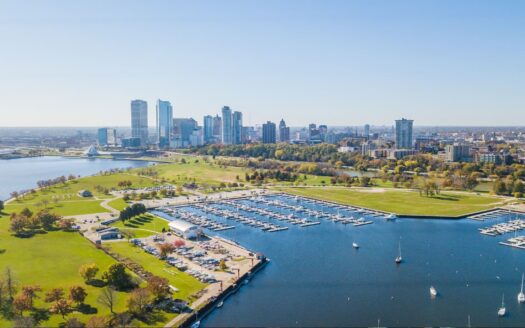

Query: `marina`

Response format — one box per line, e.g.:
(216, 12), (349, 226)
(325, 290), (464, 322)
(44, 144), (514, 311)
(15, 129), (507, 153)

(152, 193), (391, 235)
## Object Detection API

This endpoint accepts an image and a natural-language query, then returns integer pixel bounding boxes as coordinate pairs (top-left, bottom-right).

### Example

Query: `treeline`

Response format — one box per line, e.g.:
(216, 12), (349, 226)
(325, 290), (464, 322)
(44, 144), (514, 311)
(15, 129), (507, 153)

(119, 204), (147, 222)
(194, 143), (363, 166)
(36, 175), (76, 189)
(9, 208), (74, 237)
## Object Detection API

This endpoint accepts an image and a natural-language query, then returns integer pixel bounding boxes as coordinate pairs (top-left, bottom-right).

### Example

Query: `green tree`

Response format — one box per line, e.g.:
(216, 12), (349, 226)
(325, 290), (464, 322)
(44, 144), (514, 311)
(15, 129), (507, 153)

(69, 286), (87, 305)
(102, 264), (133, 290)
(79, 263), (99, 283)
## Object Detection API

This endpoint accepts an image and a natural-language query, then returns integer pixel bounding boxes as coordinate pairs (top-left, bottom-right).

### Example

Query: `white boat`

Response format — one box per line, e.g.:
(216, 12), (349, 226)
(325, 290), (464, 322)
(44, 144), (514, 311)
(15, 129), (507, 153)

(518, 273), (525, 303)
(395, 241), (403, 264)
(352, 242), (359, 249)
(430, 286), (438, 297)
(498, 294), (506, 317)
(386, 214), (396, 221)
(191, 320), (201, 328)
(216, 301), (224, 308)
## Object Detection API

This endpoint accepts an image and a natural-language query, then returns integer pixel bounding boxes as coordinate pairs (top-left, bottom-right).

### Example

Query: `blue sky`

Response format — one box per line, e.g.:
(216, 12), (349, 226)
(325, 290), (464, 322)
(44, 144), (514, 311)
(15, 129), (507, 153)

(0, 0), (524, 127)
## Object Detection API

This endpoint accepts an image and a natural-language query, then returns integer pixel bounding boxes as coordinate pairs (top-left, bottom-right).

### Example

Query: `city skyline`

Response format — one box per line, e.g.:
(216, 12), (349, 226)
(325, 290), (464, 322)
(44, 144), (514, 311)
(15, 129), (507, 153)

(1, 0), (525, 127)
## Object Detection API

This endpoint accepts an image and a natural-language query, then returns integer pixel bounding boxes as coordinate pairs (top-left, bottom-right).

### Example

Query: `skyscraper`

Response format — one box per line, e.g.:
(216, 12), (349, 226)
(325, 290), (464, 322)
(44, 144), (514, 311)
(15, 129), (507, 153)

(395, 118), (414, 149)
(221, 106), (233, 145)
(156, 99), (173, 148)
(364, 124), (370, 140)
(279, 119), (290, 142)
(173, 118), (197, 145)
(212, 115), (222, 141)
(232, 111), (243, 145)
(203, 115), (214, 143)
(130, 99), (148, 146)
(262, 121), (277, 144)
(97, 128), (117, 147)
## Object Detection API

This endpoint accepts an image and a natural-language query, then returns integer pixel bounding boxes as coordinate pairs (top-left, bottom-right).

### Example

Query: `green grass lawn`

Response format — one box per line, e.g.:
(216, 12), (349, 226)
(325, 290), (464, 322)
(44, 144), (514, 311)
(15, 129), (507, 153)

(106, 198), (129, 211)
(105, 242), (205, 301)
(143, 161), (246, 186)
(5, 173), (161, 216)
(111, 214), (170, 238)
(277, 186), (508, 217)
(0, 216), (130, 326)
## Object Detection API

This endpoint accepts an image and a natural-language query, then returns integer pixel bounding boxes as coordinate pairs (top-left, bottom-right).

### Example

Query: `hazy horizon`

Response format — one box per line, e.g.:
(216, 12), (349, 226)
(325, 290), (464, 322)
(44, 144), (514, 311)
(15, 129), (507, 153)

(1, 0), (524, 127)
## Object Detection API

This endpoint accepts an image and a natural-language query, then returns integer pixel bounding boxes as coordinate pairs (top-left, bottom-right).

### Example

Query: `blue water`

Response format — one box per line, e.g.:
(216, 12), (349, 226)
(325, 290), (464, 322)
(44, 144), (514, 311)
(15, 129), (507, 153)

(0, 156), (153, 200)
(168, 195), (525, 327)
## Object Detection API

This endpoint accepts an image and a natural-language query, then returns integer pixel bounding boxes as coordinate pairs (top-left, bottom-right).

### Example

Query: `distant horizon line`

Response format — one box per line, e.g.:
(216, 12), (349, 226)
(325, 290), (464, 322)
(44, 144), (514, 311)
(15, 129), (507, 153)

(1, 125), (525, 129)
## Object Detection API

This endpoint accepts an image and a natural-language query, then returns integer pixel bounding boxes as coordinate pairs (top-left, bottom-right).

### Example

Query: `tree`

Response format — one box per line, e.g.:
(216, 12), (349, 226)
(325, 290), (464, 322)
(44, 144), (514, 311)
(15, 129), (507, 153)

(5, 267), (16, 301)
(97, 287), (116, 314)
(20, 208), (33, 218)
(10, 216), (27, 235)
(79, 263), (99, 283)
(157, 242), (175, 259)
(69, 286), (87, 305)
(86, 316), (107, 328)
(102, 264), (133, 290)
(0, 200), (4, 212)
(13, 316), (35, 328)
(58, 218), (75, 230)
(127, 288), (152, 317)
(45, 288), (64, 303)
(50, 298), (73, 318)
(146, 276), (170, 300)
(63, 317), (85, 328)
(12, 294), (32, 315)
(35, 210), (60, 230)
(21, 285), (41, 309)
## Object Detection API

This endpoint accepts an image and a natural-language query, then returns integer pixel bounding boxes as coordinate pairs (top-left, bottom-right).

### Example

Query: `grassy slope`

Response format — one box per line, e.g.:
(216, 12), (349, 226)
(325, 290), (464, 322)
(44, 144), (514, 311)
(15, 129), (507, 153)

(149, 161), (245, 186)
(111, 214), (170, 238)
(0, 216), (130, 326)
(277, 187), (506, 216)
(5, 173), (160, 216)
(105, 242), (205, 301)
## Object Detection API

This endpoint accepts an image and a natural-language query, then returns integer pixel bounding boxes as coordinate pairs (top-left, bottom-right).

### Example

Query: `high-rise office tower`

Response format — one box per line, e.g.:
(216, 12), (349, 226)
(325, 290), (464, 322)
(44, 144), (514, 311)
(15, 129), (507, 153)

(130, 100), (148, 146)
(221, 106), (233, 145)
(97, 128), (117, 147)
(232, 111), (243, 145)
(156, 99), (173, 148)
(395, 118), (414, 149)
(364, 124), (370, 140)
(173, 118), (197, 145)
(203, 115), (214, 143)
(262, 121), (277, 144)
(212, 115), (222, 141)
(279, 119), (290, 142)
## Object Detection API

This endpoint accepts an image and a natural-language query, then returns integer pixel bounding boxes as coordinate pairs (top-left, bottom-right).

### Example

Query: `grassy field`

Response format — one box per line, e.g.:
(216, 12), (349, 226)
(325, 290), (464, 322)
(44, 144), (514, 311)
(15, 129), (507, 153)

(4, 173), (160, 216)
(147, 161), (246, 186)
(111, 214), (170, 238)
(105, 242), (205, 301)
(106, 197), (129, 211)
(277, 186), (507, 217)
(0, 215), (130, 326)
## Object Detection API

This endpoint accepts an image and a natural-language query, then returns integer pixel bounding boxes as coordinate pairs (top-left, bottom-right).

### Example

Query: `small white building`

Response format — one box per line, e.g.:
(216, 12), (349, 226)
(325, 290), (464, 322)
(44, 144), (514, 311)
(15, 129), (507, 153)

(168, 219), (201, 239)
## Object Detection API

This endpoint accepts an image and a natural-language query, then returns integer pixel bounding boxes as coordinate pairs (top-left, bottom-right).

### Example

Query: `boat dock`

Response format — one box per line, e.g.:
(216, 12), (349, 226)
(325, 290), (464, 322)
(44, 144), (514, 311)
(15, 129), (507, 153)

(479, 219), (525, 236)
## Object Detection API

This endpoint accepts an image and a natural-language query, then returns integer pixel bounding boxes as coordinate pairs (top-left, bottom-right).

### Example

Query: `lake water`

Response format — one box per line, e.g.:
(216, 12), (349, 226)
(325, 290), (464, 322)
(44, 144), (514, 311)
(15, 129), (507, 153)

(181, 195), (525, 327)
(0, 156), (153, 200)
(3, 158), (525, 326)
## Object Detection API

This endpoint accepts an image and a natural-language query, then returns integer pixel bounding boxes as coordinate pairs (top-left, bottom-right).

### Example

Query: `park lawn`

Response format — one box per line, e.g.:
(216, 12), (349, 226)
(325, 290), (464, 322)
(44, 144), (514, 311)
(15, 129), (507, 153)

(0, 216), (131, 327)
(111, 214), (170, 238)
(5, 199), (108, 217)
(107, 197), (129, 211)
(4, 173), (161, 216)
(277, 187), (507, 217)
(144, 161), (246, 186)
(105, 242), (206, 302)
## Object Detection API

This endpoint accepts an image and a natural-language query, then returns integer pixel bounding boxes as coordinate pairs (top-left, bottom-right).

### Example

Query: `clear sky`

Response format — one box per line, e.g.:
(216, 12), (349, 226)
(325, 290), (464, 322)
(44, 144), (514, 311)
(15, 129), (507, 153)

(1, 0), (524, 127)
